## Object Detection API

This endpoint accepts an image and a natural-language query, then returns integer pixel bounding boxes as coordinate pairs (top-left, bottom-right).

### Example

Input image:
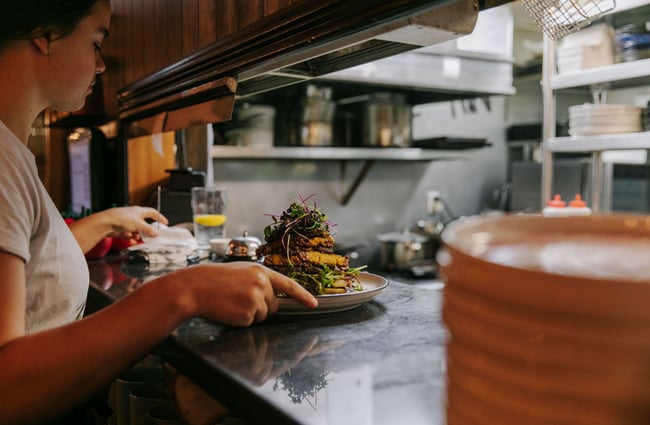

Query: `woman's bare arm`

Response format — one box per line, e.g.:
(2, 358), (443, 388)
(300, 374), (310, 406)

(0, 253), (316, 425)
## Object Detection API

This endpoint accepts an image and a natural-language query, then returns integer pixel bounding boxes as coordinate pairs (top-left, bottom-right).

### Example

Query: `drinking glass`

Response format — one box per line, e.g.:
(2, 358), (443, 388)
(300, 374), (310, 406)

(191, 187), (227, 249)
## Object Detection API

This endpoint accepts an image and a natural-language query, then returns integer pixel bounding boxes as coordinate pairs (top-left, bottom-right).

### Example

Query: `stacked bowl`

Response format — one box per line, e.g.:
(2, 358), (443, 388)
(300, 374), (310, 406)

(439, 214), (650, 425)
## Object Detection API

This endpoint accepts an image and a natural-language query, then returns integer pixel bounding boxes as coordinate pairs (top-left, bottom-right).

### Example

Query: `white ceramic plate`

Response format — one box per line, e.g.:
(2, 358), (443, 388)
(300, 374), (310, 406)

(277, 272), (389, 315)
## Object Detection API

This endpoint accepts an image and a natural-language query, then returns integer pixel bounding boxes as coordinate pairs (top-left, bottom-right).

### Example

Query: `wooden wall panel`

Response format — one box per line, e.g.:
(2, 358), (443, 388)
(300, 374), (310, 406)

(263, 0), (292, 16)
(127, 132), (176, 206)
(101, 0), (129, 118)
(197, 0), (219, 47)
(143, 0), (157, 75)
(238, 1), (265, 29)
(181, 0), (199, 57)
(102, 0), (290, 118)
(151, 1), (184, 72)
(129, 0), (144, 84)
(214, 1), (238, 39)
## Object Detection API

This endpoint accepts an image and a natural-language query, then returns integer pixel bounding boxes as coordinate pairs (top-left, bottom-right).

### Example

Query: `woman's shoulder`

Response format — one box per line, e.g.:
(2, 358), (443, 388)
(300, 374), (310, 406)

(0, 120), (40, 186)
(0, 120), (33, 160)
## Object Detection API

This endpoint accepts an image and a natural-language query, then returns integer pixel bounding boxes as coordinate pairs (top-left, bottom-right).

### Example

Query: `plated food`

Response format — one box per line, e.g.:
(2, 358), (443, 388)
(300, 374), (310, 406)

(276, 272), (389, 314)
(256, 195), (366, 296)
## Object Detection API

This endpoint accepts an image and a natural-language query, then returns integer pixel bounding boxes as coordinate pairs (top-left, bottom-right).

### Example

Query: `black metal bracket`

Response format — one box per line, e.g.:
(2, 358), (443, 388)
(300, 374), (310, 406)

(339, 160), (375, 206)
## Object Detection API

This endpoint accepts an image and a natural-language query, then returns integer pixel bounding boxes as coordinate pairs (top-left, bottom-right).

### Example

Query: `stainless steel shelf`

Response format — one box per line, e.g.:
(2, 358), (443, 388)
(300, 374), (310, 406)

(211, 145), (477, 206)
(548, 132), (650, 152)
(211, 145), (475, 161)
(550, 58), (650, 91)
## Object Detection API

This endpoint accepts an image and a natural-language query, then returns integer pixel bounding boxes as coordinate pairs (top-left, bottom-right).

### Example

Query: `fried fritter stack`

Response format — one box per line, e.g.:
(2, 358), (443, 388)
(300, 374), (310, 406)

(256, 198), (362, 295)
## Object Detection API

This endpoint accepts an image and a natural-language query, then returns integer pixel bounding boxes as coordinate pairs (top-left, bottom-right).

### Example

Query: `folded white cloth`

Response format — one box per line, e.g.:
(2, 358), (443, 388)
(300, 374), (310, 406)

(129, 225), (198, 266)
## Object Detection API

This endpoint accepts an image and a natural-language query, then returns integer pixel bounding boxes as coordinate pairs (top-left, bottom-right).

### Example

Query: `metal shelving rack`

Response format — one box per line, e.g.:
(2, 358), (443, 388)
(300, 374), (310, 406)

(541, 0), (650, 212)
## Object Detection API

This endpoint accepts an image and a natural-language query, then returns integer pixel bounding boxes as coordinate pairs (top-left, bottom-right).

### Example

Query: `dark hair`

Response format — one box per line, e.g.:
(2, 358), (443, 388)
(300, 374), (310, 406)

(0, 0), (100, 51)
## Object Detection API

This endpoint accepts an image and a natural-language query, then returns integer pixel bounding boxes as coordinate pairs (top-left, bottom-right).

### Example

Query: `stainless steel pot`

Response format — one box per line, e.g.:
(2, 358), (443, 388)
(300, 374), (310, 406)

(336, 92), (412, 147)
(290, 85), (336, 146)
(363, 93), (411, 147)
(377, 230), (429, 271)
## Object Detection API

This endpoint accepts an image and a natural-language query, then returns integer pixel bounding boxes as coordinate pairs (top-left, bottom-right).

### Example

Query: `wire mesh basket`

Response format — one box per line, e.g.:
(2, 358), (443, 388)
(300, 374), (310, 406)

(522, 0), (616, 39)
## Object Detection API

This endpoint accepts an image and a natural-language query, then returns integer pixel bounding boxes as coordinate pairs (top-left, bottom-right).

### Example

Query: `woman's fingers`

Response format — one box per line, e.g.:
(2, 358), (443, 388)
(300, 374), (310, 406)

(136, 207), (169, 237)
(253, 297), (271, 323)
(174, 262), (317, 327)
(144, 207), (169, 227)
(267, 269), (318, 309)
(105, 206), (168, 238)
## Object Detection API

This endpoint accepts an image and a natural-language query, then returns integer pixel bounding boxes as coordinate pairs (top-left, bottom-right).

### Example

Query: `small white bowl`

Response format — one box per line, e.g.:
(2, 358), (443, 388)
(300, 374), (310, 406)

(209, 238), (231, 257)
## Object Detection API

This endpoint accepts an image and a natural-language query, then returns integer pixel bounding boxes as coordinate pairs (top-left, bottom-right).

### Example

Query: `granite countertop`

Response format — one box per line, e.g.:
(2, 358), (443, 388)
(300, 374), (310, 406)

(88, 256), (448, 425)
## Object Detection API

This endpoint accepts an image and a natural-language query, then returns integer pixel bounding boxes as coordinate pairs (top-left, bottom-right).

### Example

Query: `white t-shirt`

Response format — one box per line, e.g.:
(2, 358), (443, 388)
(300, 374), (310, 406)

(0, 120), (89, 334)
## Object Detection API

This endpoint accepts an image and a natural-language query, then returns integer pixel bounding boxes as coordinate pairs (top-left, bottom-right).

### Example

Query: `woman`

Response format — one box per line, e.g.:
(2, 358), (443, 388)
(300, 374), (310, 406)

(0, 1), (317, 424)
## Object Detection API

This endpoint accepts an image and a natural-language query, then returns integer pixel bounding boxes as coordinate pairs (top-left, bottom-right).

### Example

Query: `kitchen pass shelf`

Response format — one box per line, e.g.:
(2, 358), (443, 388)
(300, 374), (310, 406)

(211, 145), (481, 206)
(548, 132), (650, 152)
(211, 145), (477, 161)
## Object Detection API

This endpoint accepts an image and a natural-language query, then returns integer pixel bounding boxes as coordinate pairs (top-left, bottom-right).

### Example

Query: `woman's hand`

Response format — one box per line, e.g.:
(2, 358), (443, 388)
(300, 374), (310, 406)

(160, 262), (318, 327)
(69, 206), (168, 253)
(102, 206), (169, 239)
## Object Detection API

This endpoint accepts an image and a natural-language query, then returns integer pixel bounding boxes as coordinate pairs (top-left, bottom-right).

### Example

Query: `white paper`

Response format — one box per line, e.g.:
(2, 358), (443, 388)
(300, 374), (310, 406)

(135, 225), (198, 251)
(151, 133), (164, 157)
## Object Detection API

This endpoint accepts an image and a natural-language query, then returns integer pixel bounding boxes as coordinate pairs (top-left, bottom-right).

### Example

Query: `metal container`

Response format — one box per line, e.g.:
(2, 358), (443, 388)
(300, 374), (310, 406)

(363, 93), (411, 147)
(226, 103), (276, 147)
(336, 93), (412, 147)
(290, 85), (336, 146)
(377, 230), (428, 271)
(226, 231), (262, 261)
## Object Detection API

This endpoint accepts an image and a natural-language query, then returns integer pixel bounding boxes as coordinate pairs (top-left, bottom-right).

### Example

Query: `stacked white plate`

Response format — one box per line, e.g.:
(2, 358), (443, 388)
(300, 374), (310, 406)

(568, 103), (642, 136)
(439, 214), (650, 425)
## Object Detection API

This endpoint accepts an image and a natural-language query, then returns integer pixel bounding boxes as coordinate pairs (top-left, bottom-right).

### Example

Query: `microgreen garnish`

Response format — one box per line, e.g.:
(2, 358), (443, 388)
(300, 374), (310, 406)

(263, 193), (337, 247)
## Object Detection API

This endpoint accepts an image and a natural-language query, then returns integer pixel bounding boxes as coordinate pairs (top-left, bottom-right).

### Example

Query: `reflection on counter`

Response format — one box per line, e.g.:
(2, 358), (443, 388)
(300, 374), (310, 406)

(171, 293), (446, 425)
